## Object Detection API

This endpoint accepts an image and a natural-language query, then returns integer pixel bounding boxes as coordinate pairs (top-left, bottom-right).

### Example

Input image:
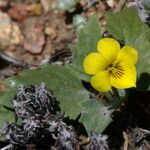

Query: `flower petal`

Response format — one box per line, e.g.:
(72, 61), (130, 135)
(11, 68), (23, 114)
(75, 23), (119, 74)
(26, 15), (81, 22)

(97, 38), (120, 63)
(116, 46), (138, 65)
(110, 62), (137, 89)
(83, 52), (107, 75)
(91, 71), (111, 92)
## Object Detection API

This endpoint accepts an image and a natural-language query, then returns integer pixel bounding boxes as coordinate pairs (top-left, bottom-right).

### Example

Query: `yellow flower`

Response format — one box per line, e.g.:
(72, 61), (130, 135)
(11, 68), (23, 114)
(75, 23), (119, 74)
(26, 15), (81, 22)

(83, 38), (138, 92)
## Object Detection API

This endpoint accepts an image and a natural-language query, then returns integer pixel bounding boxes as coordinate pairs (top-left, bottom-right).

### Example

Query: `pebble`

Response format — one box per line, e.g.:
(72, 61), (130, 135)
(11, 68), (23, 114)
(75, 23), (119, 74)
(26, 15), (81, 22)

(0, 11), (22, 49)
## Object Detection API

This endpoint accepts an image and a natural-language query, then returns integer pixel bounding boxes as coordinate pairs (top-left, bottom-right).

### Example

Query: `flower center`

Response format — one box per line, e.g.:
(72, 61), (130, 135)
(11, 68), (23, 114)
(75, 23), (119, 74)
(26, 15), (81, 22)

(107, 63), (124, 78)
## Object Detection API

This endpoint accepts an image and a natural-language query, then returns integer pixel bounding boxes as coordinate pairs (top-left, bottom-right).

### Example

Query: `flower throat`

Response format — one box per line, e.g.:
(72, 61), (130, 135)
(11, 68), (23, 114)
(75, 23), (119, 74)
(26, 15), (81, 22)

(107, 63), (124, 79)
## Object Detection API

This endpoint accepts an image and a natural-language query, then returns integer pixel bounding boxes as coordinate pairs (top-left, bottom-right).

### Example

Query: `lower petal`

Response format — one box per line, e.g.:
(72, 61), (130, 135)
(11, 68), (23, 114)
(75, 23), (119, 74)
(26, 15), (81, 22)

(91, 71), (111, 92)
(110, 63), (137, 89)
(83, 52), (106, 75)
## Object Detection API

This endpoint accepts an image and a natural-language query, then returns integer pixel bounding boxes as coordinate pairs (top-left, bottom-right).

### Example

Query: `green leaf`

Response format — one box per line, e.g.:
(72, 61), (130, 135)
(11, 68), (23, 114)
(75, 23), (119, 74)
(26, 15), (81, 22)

(66, 15), (101, 81)
(133, 30), (150, 91)
(106, 8), (148, 45)
(0, 104), (15, 129)
(106, 7), (150, 91)
(0, 65), (112, 133)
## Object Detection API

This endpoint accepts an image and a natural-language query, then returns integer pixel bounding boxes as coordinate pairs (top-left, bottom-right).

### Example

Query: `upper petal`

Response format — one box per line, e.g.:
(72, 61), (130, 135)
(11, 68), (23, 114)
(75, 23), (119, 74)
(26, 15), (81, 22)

(116, 46), (138, 65)
(91, 70), (111, 92)
(83, 52), (107, 75)
(110, 62), (137, 89)
(97, 38), (120, 63)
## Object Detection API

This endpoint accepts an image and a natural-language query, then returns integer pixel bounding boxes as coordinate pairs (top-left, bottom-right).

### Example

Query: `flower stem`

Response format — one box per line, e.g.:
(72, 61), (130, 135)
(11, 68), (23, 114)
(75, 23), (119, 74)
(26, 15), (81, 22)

(112, 87), (121, 100)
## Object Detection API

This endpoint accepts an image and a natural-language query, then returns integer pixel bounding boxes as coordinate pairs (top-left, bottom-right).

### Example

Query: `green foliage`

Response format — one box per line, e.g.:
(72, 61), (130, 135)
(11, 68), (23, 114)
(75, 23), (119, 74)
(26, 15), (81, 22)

(106, 8), (148, 45)
(0, 65), (112, 133)
(106, 8), (150, 91)
(1, 7), (149, 136)
(0, 104), (15, 128)
(66, 15), (101, 81)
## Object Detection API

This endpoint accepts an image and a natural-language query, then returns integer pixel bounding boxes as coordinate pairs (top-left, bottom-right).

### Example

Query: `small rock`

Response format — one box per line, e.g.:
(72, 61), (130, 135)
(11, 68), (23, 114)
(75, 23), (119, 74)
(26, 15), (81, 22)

(45, 27), (57, 39)
(56, 0), (78, 12)
(26, 3), (42, 15)
(0, 0), (9, 9)
(40, 0), (54, 13)
(10, 22), (22, 45)
(23, 17), (45, 54)
(107, 0), (115, 8)
(8, 3), (29, 21)
(0, 11), (22, 49)
(8, 3), (42, 22)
